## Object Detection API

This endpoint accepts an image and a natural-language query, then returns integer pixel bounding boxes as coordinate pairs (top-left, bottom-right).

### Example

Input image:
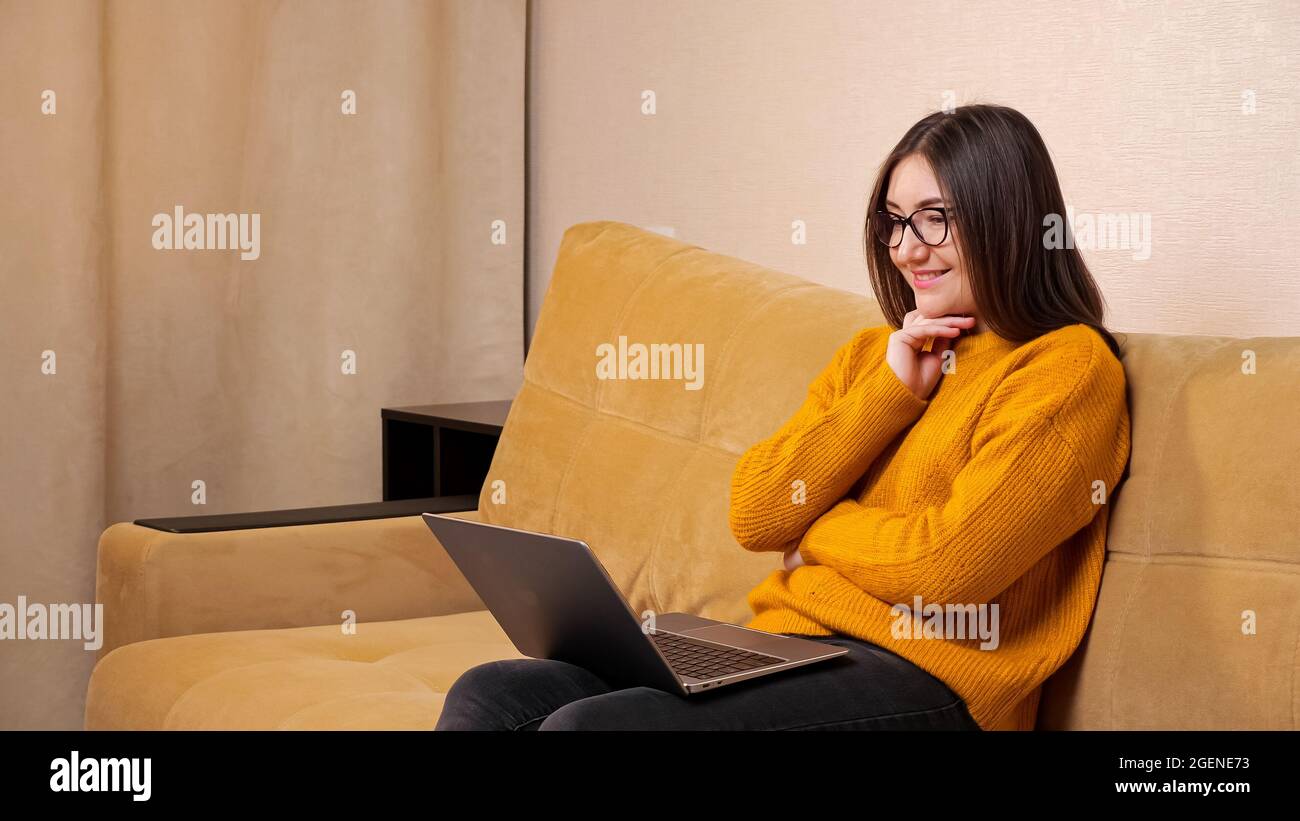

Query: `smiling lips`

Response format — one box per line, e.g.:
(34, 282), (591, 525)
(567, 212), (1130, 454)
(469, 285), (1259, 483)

(913, 269), (950, 289)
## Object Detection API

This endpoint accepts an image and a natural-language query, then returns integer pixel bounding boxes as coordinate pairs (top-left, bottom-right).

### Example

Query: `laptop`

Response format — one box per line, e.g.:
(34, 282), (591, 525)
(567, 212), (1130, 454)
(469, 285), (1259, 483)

(422, 513), (847, 695)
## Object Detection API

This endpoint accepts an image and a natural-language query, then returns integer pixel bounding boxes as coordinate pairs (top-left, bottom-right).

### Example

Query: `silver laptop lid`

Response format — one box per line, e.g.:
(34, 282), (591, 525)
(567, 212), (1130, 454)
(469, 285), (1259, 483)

(421, 513), (684, 693)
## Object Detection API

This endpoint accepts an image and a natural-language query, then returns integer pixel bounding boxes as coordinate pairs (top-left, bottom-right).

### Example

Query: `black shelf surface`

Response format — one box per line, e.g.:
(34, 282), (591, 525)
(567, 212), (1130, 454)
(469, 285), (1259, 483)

(134, 494), (478, 534)
(381, 400), (512, 435)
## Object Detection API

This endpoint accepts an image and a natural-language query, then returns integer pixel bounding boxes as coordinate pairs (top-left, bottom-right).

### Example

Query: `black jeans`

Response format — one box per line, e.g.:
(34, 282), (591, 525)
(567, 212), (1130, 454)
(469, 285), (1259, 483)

(434, 633), (981, 731)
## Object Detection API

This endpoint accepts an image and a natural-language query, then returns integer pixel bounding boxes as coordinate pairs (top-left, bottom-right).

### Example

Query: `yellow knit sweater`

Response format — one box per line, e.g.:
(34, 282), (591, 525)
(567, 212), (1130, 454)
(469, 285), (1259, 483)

(731, 323), (1130, 731)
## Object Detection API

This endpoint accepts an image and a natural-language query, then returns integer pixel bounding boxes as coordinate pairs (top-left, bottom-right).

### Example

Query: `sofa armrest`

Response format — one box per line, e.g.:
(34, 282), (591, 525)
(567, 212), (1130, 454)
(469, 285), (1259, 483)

(94, 499), (485, 659)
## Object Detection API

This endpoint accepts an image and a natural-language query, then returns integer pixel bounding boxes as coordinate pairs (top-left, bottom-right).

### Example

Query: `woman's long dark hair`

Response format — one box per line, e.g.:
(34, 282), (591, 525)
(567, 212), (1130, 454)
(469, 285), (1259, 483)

(864, 104), (1126, 360)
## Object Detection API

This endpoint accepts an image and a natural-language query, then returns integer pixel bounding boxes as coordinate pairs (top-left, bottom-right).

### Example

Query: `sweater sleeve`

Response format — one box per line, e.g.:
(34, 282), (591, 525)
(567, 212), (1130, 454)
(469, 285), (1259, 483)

(728, 326), (931, 553)
(796, 334), (1130, 606)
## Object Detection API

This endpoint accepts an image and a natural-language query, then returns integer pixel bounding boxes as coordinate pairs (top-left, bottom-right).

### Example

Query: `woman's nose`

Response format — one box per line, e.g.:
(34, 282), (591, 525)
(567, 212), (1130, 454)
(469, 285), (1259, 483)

(897, 227), (930, 261)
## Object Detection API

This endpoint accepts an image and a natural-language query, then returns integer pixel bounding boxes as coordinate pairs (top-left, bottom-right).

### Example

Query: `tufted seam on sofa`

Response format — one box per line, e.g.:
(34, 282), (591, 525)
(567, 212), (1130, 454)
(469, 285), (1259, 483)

(1105, 552), (1300, 572)
(546, 403), (598, 536)
(644, 447), (700, 615)
(1103, 563), (1146, 729)
(523, 376), (741, 457)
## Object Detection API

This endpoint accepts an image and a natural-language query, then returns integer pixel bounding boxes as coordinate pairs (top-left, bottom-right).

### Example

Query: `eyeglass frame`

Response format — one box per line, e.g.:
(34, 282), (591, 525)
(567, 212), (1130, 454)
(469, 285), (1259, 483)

(872, 206), (954, 248)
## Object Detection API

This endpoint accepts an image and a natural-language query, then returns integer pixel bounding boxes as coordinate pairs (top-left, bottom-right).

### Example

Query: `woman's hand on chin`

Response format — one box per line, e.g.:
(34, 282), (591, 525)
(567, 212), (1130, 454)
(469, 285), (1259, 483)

(886, 310), (976, 400)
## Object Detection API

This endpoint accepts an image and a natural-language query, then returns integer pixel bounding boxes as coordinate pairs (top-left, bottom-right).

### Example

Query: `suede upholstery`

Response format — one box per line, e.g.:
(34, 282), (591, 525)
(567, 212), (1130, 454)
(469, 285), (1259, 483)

(86, 221), (1300, 730)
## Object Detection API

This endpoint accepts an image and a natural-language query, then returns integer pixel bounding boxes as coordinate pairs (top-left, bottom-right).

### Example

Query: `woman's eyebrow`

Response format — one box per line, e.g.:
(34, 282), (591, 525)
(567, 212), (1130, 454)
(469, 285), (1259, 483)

(885, 197), (946, 209)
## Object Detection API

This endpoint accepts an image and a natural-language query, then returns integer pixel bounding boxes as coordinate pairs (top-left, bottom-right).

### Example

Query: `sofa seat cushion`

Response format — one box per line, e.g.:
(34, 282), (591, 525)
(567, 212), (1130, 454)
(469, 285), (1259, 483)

(85, 609), (524, 729)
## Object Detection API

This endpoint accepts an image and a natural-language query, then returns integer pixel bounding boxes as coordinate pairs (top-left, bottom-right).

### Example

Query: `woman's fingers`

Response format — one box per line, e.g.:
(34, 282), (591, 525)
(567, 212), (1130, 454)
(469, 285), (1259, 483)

(904, 314), (973, 332)
(897, 315), (975, 350)
(895, 322), (963, 350)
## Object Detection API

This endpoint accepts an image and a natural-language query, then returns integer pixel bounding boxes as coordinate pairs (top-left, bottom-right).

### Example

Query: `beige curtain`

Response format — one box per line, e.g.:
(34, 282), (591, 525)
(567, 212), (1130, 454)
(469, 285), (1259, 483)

(0, 0), (525, 729)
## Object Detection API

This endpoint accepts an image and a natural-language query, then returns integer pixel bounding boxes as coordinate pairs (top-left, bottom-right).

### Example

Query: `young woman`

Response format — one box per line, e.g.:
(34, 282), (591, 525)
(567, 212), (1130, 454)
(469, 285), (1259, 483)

(435, 103), (1132, 731)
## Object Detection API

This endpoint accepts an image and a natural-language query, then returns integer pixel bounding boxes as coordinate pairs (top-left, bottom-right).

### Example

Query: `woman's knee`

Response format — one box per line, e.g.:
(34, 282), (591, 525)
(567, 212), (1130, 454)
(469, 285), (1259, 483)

(436, 658), (611, 731)
(537, 688), (671, 731)
(436, 660), (529, 730)
(536, 698), (605, 731)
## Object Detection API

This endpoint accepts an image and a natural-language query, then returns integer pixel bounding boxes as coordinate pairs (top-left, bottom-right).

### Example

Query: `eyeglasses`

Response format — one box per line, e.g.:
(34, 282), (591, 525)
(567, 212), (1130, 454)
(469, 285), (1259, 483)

(872, 207), (953, 248)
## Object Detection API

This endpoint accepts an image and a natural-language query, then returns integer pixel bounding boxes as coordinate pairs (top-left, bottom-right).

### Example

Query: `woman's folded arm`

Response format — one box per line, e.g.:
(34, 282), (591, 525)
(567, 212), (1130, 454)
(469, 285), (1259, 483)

(728, 327), (930, 553)
(795, 336), (1130, 605)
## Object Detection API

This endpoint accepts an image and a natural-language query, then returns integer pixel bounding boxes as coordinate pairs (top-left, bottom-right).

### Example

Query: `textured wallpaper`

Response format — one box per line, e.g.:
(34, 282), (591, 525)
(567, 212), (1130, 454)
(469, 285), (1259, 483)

(527, 0), (1300, 346)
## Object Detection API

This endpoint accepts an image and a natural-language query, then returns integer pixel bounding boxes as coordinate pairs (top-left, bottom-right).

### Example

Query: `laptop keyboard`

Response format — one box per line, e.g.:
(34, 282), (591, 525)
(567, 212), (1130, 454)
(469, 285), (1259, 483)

(650, 630), (785, 681)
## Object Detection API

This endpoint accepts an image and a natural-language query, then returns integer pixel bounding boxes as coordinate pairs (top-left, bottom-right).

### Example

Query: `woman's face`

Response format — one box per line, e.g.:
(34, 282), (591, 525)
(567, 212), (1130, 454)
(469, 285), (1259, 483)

(884, 154), (982, 331)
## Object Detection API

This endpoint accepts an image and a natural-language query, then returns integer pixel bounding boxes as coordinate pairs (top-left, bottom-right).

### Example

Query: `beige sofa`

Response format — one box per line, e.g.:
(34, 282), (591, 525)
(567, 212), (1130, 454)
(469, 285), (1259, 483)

(86, 220), (1300, 730)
